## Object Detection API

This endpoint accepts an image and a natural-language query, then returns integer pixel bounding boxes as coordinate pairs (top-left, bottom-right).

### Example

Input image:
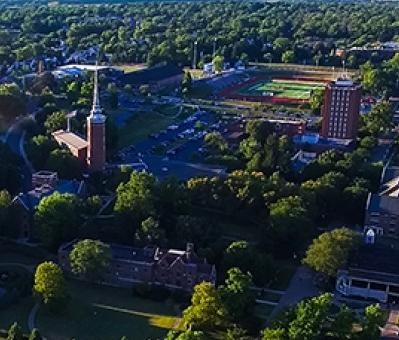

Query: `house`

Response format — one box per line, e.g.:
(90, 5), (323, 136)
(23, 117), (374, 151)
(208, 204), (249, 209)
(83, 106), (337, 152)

(12, 171), (86, 239)
(58, 241), (216, 292)
(122, 63), (183, 91)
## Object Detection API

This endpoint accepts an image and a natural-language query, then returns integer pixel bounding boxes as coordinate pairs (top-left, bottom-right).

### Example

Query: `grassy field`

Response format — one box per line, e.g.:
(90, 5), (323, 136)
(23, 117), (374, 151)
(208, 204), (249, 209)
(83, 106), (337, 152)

(238, 79), (325, 99)
(117, 110), (176, 148)
(116, 104), (191, 148)
(37, 280), (182, 340)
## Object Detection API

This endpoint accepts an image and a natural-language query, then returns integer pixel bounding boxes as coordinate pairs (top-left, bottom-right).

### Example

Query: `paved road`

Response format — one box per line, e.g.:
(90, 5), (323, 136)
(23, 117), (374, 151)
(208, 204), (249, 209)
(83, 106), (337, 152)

(270, 266), (322, 318)
(4, 118), (34, 191)
(28, 302), (40, 332)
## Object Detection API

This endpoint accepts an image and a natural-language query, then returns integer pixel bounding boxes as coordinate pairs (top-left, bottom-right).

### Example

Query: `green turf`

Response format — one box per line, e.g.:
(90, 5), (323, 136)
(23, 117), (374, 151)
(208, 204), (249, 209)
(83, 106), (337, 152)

(116, 105), (192, 148)
(36, 280), (182, 340)
(117, 110), (176, 148)
(238, 79), (325, 99)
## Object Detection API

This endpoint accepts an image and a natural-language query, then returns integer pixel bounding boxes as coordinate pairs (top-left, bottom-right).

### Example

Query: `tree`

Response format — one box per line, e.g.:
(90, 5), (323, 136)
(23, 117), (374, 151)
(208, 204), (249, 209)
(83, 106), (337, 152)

(183, 282), (227, 330)
(273, 38), (290, 53)
(26, 135), (57, 169)
(182, 71), (193, 94)
(224, 326), (251, 340)
(69, 239), (111, 281)
(7, 322), (23, 340)
(212, 55), (224, 73)
(361, 101), (393, 136)
(309, 89), (324, 114)
(166, 330), (207, 340)
(219, 268), (254, 321)
(107, 82), (118, 109)
(46, 149), (82, 179)
(34, 262), (67, 311)
(303, 227), (359, 277)
(222, 241), (273, 286)
(0, 83), (26, 125)
(28, 328), (42, 340)
(288, 293), (332, 340)
(0, 190), (11, 235)
(34, 192), (80, 249)
(204, 132), (228, 154)
(281, 50), (295, 63)
(0, 141), (21, 193)
(44, 111), (67, 134)
(329, 305), (356, 339)
(269, 196), (312, 256)
(135, 217), (165, 246)
(114, 171), (157, 233)
(359, 304), (384, 340)
(261, 328), (286, 340)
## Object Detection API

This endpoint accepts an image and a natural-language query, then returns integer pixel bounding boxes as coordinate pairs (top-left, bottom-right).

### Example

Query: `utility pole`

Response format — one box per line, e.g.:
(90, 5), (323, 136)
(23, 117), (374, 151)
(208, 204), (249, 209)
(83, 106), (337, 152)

(213, 38), (217, 57)
(193, 40), (198, 69)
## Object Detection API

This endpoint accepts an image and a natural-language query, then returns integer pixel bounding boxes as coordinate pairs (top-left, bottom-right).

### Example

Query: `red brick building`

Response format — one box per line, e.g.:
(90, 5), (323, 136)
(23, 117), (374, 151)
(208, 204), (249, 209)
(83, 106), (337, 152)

(321, 78), (361, 140)
(52, 68), (106, 172)
(58, 241), (216, 291)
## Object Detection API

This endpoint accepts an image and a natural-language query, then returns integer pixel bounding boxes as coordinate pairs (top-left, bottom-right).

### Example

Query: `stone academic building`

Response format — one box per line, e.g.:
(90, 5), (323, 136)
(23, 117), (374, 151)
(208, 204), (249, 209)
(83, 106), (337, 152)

(58, 241), (216, 291)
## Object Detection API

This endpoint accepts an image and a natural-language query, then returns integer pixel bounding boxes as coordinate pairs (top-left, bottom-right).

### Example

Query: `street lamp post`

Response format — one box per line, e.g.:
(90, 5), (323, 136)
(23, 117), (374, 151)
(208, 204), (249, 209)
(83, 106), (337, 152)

(193, 41), (198, 69)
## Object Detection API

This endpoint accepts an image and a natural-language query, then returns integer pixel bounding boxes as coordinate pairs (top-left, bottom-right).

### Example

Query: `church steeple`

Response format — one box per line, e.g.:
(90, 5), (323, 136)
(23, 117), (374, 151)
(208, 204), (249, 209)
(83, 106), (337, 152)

(89, 66), (105, 121)
(91, 67), (101, 114)
(86, 65), (106, 172)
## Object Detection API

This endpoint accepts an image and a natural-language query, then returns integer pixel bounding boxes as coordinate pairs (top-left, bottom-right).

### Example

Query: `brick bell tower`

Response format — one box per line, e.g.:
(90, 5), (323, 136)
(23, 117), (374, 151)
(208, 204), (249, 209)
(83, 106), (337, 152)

(87, 68), (106, 172)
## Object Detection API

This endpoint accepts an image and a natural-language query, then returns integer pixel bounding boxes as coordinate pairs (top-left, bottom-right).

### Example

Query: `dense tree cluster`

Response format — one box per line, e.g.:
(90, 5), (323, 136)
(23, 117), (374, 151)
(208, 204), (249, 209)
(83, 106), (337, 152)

(0, 2), (397, 69)
(303, 228), (360, 277)
(263, 294), (384, 340)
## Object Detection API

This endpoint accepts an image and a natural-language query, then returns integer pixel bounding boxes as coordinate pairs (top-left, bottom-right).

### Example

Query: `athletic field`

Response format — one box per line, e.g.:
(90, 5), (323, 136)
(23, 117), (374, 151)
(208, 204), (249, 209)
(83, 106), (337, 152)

(237, 78), (325, 100)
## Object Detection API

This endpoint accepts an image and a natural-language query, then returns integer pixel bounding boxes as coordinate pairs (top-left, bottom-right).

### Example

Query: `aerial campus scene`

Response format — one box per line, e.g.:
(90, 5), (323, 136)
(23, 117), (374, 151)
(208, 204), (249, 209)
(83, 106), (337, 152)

(1, 0), (399, 339)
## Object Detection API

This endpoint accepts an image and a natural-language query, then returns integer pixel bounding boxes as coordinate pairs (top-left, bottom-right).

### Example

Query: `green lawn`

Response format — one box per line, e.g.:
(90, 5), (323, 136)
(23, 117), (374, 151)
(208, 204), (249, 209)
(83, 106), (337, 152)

(116, 105), (191, 148)
(37, 280), (182, 340)
(239, 79), (324, 99)
(117, 110), (176, 148)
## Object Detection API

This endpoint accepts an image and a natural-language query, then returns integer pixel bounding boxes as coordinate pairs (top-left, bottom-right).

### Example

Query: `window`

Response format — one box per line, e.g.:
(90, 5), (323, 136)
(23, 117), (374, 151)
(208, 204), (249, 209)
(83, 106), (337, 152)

(351, 279), (368, 288)
(389, 285), (399, 294)
(370, 282), (386, 291)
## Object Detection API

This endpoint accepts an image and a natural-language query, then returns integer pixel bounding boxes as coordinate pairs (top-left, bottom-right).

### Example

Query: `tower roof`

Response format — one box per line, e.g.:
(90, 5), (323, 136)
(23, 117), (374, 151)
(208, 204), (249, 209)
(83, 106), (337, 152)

(89, 66), (106, 123)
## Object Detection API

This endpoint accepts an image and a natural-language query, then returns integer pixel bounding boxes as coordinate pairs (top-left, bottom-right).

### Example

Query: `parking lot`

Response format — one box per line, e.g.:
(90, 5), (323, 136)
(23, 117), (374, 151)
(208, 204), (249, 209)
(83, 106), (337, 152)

(117, 108), (240, 179)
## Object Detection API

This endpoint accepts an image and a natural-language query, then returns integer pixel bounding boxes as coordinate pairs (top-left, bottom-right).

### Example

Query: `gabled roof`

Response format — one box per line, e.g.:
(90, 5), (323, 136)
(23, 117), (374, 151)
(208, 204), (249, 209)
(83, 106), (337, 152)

(13, 179), (85, 211)
(53, 130), (88, 150)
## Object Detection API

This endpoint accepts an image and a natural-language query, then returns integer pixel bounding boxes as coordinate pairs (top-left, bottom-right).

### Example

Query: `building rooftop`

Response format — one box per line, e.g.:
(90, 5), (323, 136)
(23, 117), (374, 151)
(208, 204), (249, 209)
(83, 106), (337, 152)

(349, 237), (399, 279)
(53, 130), (88, 150)
(14, 179), (85, 211)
